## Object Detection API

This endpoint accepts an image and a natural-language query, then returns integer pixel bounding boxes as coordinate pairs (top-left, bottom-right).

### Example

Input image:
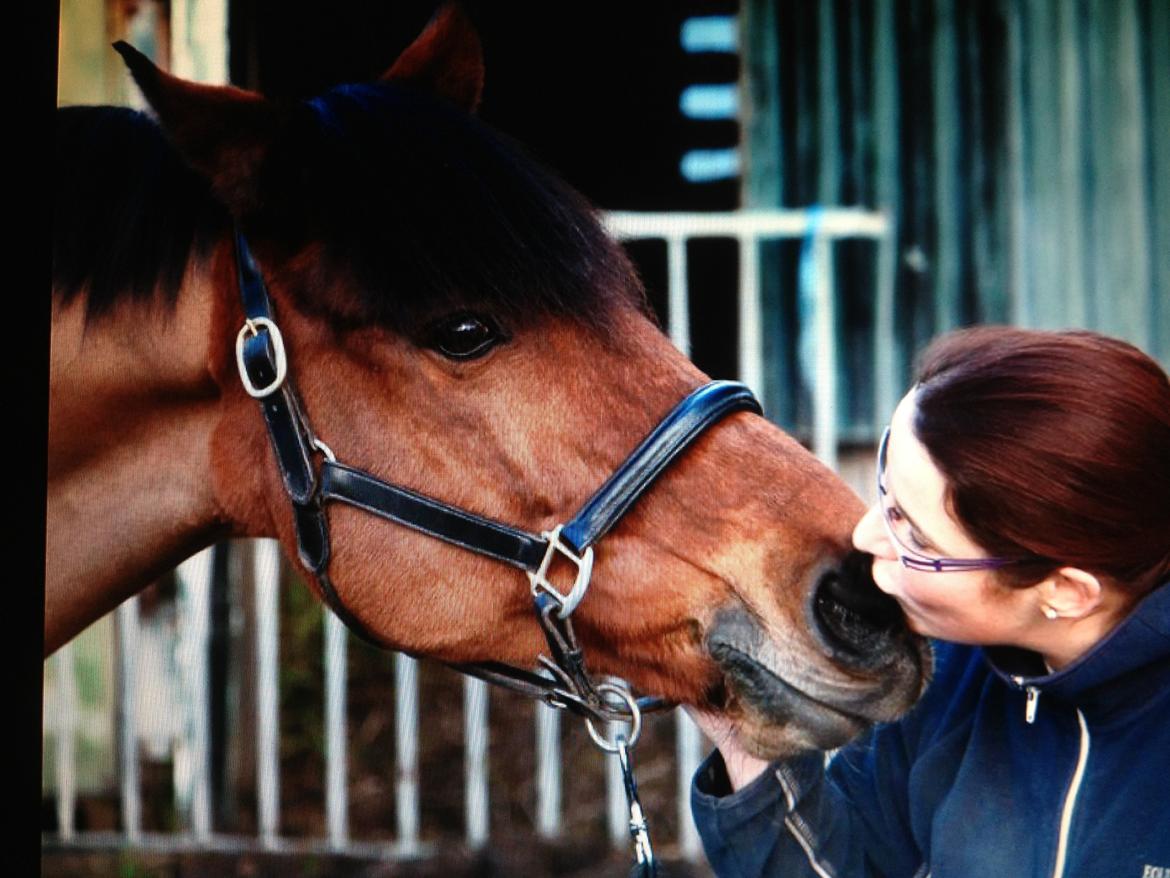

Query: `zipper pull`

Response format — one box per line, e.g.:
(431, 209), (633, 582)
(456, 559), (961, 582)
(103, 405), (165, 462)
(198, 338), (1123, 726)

(1025, 686), (1041, 724)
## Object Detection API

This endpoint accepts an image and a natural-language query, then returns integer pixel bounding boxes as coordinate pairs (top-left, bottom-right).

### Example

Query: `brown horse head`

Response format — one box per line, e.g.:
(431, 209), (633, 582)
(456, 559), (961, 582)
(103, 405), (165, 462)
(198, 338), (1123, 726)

(48, 4), (928, 758)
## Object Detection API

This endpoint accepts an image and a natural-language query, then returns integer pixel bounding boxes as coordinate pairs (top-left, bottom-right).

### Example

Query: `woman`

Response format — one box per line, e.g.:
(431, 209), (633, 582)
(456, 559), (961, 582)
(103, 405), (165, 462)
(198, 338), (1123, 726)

(690, 326), (1170, 878)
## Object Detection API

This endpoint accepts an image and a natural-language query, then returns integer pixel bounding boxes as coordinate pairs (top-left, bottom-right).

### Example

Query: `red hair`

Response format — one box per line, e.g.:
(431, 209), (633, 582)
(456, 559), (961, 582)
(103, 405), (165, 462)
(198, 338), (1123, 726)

(913, 326), (1170, 595)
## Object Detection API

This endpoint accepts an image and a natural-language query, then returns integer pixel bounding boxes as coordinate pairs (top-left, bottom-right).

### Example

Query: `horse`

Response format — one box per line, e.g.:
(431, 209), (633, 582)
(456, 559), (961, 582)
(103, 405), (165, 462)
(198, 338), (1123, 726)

(47, 4), (929, 760)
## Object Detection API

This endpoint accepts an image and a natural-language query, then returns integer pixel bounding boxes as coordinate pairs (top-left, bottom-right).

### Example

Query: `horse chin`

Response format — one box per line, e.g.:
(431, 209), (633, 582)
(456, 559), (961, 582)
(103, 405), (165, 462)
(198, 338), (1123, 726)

(711, 647), (874, 756)
(705, 604), (932, 758)
(732, 707), (866, 761)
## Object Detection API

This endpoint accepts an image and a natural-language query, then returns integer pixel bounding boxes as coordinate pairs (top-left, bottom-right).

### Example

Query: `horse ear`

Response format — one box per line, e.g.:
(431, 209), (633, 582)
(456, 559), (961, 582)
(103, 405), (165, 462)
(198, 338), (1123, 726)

(113, 41), (277, 215)
(381, 3), (484, 113)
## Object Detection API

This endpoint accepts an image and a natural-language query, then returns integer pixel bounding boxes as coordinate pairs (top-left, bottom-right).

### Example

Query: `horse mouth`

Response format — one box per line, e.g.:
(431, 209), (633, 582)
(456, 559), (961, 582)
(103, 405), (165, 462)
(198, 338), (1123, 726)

(707, 641), (873, 745)
(704, 595), (930, 754)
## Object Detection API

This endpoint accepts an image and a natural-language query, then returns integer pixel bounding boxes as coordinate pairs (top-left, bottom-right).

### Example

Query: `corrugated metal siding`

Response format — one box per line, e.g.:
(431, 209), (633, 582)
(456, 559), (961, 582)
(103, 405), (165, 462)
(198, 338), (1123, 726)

(742, 0), (1169, 442)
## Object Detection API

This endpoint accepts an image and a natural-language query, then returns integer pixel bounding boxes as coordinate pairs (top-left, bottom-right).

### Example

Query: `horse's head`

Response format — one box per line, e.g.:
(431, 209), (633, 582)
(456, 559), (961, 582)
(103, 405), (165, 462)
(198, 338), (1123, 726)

(116, 4), (928, 758)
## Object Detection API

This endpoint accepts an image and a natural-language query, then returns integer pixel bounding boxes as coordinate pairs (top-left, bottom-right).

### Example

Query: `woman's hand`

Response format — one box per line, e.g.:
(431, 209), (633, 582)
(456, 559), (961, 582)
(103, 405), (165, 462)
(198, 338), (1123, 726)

(685, 707), (773, 792)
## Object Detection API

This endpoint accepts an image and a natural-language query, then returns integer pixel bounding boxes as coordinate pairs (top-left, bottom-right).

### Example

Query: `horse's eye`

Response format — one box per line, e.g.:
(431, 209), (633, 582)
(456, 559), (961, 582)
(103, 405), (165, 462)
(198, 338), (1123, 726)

(429, 313), (503, 360)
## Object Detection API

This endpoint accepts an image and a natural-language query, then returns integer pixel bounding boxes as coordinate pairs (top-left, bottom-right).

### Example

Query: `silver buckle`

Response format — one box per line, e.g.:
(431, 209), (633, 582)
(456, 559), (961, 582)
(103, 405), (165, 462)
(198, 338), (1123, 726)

(235, 317), (288, 398)
(527, 524), (594, 619)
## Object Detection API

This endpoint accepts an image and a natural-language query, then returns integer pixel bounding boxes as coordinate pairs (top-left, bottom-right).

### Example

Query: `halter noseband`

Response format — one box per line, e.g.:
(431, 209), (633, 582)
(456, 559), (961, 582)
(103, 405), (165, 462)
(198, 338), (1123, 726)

(232, 228), (763, 726)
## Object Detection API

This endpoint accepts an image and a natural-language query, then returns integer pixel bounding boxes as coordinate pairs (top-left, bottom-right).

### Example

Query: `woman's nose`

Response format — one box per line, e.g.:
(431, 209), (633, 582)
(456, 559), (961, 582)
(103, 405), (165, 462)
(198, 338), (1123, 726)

(853, 504), (902, 597)
(852, 504), (893, 558)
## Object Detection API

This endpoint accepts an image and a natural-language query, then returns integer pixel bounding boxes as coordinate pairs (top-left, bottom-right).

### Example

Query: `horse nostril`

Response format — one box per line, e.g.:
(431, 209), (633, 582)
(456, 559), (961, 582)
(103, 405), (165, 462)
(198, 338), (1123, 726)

(812, 551), (905, 660)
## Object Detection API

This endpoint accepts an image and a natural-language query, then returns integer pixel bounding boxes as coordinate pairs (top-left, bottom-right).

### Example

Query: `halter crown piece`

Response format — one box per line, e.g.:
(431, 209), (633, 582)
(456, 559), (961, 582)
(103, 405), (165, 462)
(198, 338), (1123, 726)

(233, 227), (762, 874)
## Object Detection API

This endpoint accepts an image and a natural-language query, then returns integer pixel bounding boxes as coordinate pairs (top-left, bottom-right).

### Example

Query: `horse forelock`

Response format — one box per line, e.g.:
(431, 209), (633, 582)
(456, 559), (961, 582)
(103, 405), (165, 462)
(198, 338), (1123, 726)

(257, 80), (651, 336)
(54, 83), (652, 338)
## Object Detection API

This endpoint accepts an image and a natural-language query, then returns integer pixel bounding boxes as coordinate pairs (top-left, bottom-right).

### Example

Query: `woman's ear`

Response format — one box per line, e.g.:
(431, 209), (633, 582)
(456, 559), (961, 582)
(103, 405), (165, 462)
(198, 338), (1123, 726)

(1038, 567), (1104, 620)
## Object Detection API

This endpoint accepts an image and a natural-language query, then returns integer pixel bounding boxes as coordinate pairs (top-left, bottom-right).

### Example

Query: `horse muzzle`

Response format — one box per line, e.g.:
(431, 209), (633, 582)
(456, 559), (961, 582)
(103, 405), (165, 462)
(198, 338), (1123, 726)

(705, 550), (931, 753)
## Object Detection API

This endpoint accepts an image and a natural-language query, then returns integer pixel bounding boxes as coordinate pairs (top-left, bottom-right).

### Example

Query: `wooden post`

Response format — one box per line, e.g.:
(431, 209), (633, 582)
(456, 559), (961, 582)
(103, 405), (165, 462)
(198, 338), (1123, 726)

(1149, 0), (1170, 364)
(740, 0), (785, 423)
(931, 0), (962, 333)
(1004, 0), (1032, 326)
(873, 0), (902, 427)
(1055, 0), (1088, 326)
(1084, 0), (1150, 345)
(740, 0), (782, 207)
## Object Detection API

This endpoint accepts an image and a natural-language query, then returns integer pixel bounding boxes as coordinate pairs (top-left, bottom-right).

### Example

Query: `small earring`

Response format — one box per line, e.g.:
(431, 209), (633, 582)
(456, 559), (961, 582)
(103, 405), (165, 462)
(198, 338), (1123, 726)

(1042, 606), (1059, 620)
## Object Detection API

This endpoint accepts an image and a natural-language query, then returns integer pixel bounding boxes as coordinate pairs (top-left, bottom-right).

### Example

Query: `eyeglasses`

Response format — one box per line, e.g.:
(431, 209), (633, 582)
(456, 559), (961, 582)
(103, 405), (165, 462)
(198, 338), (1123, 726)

(876, 426), (1018, 573)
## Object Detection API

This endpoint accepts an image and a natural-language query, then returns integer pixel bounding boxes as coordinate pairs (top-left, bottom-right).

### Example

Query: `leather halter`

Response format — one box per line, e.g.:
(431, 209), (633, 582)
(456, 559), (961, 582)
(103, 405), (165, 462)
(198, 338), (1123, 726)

(232, 228), (763, 725)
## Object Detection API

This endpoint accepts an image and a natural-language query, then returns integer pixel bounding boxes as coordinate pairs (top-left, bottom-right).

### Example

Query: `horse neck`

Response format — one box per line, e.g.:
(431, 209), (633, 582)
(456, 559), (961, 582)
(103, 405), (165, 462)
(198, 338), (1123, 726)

(46, 254), (231, 655)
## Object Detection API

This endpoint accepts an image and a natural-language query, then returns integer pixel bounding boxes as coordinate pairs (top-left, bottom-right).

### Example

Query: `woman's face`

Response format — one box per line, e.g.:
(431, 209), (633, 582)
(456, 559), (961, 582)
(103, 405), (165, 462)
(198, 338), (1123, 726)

(852, 390), (1038, 645)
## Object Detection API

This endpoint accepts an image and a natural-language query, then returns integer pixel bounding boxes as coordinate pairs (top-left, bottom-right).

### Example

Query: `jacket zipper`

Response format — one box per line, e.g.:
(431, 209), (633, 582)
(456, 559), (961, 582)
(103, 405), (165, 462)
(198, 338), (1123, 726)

(1051, 710), (1090, 878)
(775, 767), (837, 878)
(1025, 686), (1040, 723)
(1011, 676), (1042, 724)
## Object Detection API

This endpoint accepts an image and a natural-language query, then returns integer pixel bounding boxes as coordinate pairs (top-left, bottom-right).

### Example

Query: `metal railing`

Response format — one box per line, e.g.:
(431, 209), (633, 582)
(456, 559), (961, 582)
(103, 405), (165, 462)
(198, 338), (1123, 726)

(43, 207), (890, 864)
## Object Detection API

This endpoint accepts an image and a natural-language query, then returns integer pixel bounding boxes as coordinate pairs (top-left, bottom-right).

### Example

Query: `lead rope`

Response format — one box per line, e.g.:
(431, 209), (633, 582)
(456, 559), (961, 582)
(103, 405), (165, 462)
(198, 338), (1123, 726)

(584, 684), (659, 876)
(617, 735), (657, 876)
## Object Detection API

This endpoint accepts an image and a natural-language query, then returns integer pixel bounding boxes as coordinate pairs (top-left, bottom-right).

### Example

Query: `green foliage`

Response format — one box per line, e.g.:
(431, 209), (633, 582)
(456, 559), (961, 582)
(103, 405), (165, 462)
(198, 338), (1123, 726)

(75, 653), (106, 708)
(116, 852), (163, 878)
(279, 566), (327, 767)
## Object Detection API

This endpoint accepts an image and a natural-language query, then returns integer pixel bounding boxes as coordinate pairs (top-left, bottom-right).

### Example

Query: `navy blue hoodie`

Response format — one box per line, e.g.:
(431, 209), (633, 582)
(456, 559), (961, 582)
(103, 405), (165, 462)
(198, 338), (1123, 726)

(692, 581), (1170, 878)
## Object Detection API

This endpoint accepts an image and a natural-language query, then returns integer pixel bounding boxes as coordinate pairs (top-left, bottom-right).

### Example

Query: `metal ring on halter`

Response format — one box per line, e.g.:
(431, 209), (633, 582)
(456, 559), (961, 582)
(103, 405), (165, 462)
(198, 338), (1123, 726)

(584, 682), (643, 752)
(312, 438), (337, 462)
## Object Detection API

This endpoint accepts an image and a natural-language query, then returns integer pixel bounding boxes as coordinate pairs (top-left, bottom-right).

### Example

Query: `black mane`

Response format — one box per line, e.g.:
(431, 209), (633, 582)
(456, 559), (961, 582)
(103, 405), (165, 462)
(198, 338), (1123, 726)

(53, 82), (648, 333)
(53, 106), (228, 319)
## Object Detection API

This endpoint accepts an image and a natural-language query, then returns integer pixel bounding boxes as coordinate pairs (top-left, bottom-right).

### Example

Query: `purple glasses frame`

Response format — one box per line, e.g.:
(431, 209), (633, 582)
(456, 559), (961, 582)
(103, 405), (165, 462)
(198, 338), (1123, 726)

(876, 426), (1018, 573)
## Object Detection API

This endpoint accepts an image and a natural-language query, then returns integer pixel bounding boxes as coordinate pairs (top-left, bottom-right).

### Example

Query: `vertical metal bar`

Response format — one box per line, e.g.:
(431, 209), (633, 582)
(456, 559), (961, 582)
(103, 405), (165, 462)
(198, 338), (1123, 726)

(174, 547), (214, 840)
(253, 538), (281, 847)
(873, 0), (901, 428)
(812, 232), (838, 470)
(606, 721), (625, 848)
(676, 709), (702, 861)
(324, 611), (348, 848)
(116, 598), (142, 841)
(394, 652), (420, 854)
(535, 703), (561, 837)
(666, 235), (691, 358)
(52, 642), (78, 840)
(738, 233), (764, 397)
(464, 676), (489, 848)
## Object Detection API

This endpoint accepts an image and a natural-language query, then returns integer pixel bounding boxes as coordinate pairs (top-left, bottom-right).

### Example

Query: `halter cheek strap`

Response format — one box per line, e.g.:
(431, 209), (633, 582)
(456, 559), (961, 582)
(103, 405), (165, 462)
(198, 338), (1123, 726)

(232, 228), (763, 722)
